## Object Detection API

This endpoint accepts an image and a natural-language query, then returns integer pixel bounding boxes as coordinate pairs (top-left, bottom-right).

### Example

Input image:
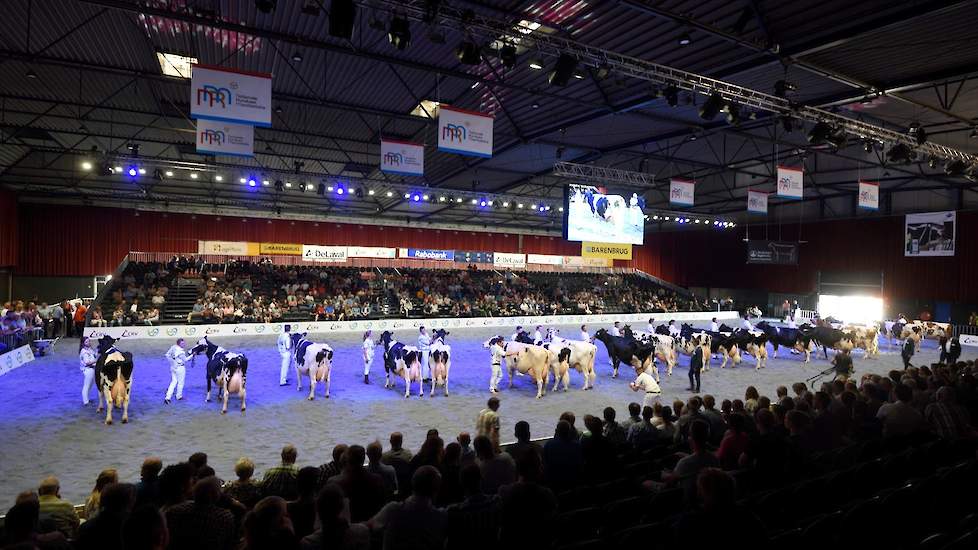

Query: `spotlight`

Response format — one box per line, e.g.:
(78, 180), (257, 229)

(456, 40), (482, 65)
(285, 181), (293, 188)
(215, 175), (223, 181)
(538, 205), (546, 212)
(662, 85), (679, 107)
(908, 123), (927, 145)
(499, 44), (517, 68)
(677, 32), (692, 46)
(239, 177), (247, 184)
(699, 91), (724, 120)
(774, 80), (796, 98)
(388, 17), (411, 50)
(470, 198), (477, 205)
(694, 219), (700, 224)
(479, 199), (487, 207)
(807, 122), (833, 145)
(81, 161), (93, 171)
(113, 165), (123, 173)
(724, 102), (741, 125)
(456, 198), (464, 203)
(502, 201), (509, 207)
(127, 166), (138, 177)
(664, 216), (670, 221)
(945, 159), (967, 176)
(558, 207), (564, 212)
(337, 187), (345, 195)
(386, 191), (393, 197)
(190, 172), (198, 179)
(255, 0), (277, 14)
(404, 193), (411, 199)
(422, 194), (429, 200)
(886, 143), (915, 164)
(488, 200), (494, 206)
(530, 204), (537, 210)
(262, 179), (270, 186)
(248, 179), (257, 188)
(653, 215), (660, 220)
(517, 203), (524, 209)
(528, 58), (544, 70)
(548, 54), (579, 86)
(328, 0), (356, 40)
(413, 194), (421, 202)
(438, 196), (446, 202)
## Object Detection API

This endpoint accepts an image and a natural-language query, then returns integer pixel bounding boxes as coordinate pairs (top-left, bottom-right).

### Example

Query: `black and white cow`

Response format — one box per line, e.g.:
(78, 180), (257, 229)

(379, 331), (423, 398)
(189, 337), (248, 414)
(544, 329), (598, 390)
(95, 335), (134, 425)
(755, 321), (816, 362)
(799, 326), (854, 359)
(429, 329), (451, 397)
(677, 323), (713, 372)
(593, 328), (655, 378)
(621, 326), (676, 378)
(290, 333), (334, 400)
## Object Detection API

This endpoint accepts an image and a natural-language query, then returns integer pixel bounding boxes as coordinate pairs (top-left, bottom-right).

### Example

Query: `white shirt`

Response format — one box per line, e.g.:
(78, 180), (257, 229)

(533, 330), (543, 344)
(710, 322), (719, 332)
(418, 333), (431, 351)
(786, 318), (797, 329)
(511, 331), (521, 341)
(79, 347), (97, 368)
(277, 332), (292, 354)
(898, 316), (908, 324)
(363, 338), (375, 361)
(742, 319), (754, 331)
(668, 324), (680, 337)
(634, 371), (661, 393)
(647, 323), (655, 334)
(580, 330), (590, 342)
(491, 344), (504, 365)
(610, 326), (621, 337)
(165, 345), (191, 368)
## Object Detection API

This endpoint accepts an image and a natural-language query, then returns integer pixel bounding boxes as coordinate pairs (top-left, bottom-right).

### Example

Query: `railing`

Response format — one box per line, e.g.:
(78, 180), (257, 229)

(0, 328), (43, 354)
(951, 325), (978, 336)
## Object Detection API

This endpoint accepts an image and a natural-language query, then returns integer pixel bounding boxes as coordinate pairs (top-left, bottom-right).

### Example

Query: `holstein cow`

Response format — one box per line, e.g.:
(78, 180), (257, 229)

(755, 321), (816, 362)
(544, 328), (598, 391)
(881, 320), (909, 347)
(622, 326), (677, 378)
(483, 337), (554, 398)
(703, 330), (743, 368)
(290, 333), (334, 400)
(738, 330), (770, 370)
(800, 326), (854, 360)
(189, 337), (248, 414)
(593, 328), (655, 379)
(379, 331), (423, 398)
(429, 329), (452, 397)
(677, 323), (713, 372)
(842, 325), (880, 358)
(95, 336), (134, 425)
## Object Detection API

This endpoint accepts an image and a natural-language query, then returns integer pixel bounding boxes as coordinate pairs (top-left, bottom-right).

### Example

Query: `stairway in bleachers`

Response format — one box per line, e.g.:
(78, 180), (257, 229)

(161, 283), (199, 325)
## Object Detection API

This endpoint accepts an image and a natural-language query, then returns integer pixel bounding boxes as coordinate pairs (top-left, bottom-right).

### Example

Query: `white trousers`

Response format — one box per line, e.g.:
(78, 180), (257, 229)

(364, 358), (372, 376)
(81, 367), (95, 404)
(642, 392), (660, 410)
(420, 353), (430, 379)
(279, 353), (292, 384)
(166, 365), (186, 400)
(490, 363), (503, 391)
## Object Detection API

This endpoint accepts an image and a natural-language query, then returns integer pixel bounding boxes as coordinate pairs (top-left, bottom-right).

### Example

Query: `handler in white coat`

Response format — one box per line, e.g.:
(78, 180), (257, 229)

(629, 366), (662, 408)
(79, 337), (98, 406)
(277, 326), (293, 386)
(164, 338), (192, 404)
(362, 330), (375, 384)
(418, 326), (432, 380)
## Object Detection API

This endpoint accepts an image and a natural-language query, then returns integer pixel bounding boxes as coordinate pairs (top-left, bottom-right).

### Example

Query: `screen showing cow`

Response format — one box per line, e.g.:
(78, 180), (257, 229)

(564, 183), (645, 245)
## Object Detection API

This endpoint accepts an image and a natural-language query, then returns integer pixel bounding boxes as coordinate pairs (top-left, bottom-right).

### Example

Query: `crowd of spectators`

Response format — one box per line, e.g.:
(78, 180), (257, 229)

(1, 300), (88, 352)
(5, 359), (977, 549)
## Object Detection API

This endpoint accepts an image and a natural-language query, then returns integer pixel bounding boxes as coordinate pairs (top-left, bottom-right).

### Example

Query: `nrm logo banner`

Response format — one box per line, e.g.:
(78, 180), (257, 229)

(200, 129), (226, 145)
(384, 152), (403, 165)
(197, 84), (232, 108)
(442, 123), (466, 142)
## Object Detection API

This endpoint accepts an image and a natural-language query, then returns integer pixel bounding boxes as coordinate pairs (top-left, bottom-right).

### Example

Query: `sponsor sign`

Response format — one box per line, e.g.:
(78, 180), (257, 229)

(347, 246), (396, 259)
(454, 251), (494, 264)
(669, 179), (695, 206)
(83, 311), (741, 340)
(302, 245), (348, 263)
(858, 181), (879, 210)
(190, 64), (272, 127)
(400, 248), (455, 261)
(776, 166), (804, 199)
(747, 240), (799, 265)
(960, 334), (978, 348)
(380, 139), (425, 176)
(905, 210), (956, 257)
(260, 242), (303, 255)
(0, 345), (34, 377)
(195, 119), (255, 157)
(526, 254), (563, 266)
(198, 240), (259, 256)
(747, 190), (768, 214)
(437, 105), (494, 158)
(493, 252), (527, 269)
(563, 256), (613, 268)
(581, 242), (633, 260)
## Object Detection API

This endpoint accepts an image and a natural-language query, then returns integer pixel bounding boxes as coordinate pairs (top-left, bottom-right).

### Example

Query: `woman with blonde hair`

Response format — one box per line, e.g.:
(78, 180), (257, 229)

(84, 468), (118, 519)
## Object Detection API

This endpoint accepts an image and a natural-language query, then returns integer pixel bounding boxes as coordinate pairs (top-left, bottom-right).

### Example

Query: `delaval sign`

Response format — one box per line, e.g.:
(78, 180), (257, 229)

(302, 245), (348, 262)
(493, 252), (527, 269)
(401, 248), (454, 261)
(669, 179), (695, 206)
(437, 105), (494, 158)
(196, 119), (255, 157)
(380, 140), (425, 176)
(191, 64), (272, 127)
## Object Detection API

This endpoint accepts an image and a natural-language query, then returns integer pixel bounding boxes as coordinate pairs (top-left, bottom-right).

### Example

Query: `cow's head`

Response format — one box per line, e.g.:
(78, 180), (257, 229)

(380, 331), (394, 348)
(484, 336), (503, 349)
(189, 337), (214, 357)
(433, 329), (449, 343)
(594, 328), (609, 341)
(290, 332), (305, 348)
(96, 335), (117, 356)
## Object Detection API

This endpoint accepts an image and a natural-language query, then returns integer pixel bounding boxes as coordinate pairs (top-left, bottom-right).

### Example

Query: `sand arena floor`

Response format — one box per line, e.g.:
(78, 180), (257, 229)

(0, 322), (945, 503)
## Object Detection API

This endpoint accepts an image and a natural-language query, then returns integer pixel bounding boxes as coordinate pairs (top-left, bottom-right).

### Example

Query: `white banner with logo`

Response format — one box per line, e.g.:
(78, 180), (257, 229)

(437, 105), (493, 158)
(526, 254), (564, 265)
(905, 210), (956, 257)
(82, 311), (741, 341)
(196, 119), (255, 157)
(669, 179), (695, 206)
(563, 256), (612, 268)
(190, 64), (272, 127)
(0, 345), (35, 377)
(493, 252), (527, 269)
(302, 245), (348, 263)
(747, 190), (768, 214)
(347, 246), (396, 259)
(776, 166), (804, 199)
(198, 240), (255, 255)
(858, 180), (879, 210)
(960, 334), (978, 348)
(380, 140), (425, 176)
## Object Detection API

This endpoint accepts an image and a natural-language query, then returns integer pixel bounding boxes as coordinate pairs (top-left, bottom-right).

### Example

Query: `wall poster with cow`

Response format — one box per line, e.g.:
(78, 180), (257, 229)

(905, 211), (955, 257)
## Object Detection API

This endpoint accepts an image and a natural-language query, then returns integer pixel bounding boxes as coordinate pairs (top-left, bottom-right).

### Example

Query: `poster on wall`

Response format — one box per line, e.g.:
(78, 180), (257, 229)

(776, 166), (804, 199)
(195, 119), (255, 157)
(493, 252), (527, 269)
(198, 240), (258, 255)
(669, 179), (695, 206)
(380, 139), (425, 176)
(746, 240), (799, 265)
(302, 245), (348, 262)
(437, 105), (493, 158)
(747, 190), (768, 214)
(347, 246), (396, 259)
(527, 254), (563, 265)
(400, 248), (454, 261)
(190, 65), (272, 127)
(454, 251), (493, 264)
(260, 242), (302, 255)
(905, 211), (955, 257)
(857, 180), (879, 210)
(581, 242), (632, 260)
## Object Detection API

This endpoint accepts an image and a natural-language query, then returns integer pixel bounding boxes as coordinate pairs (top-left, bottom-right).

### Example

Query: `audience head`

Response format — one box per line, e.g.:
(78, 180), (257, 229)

(235, 457), (256, 481)
(785, 410), (811, 434)
(366, 441), (383, 464)
(703, 394), (716, 409)
(745, 386), (759, 401)
(514, 420), (531, 442)
(457, 432), (471, 447)
(192, 476), (222, 507)
(426, 428), (440, 440)
(689, 419), (710, 449)
(244, 497), (294, 549)
(389, 432), (404, 450)
(641, 406), (655, 423)
(100, 482), (136, 515)
(776, 385), (788, 398)
(660, 406), (674, 424)
(315, 485), (346, 528)
(687, 396), (703, 412)
(4, 500), (40, 544)
(516, 449), (543, 482)
(93, 468), (119, 494)
(123, 506), (169, 550)
(411, 466), (442, 499)
(554, 420), (574, 441)
(603, 407), (616, 423)
(755, 408), (775, 432)
(473, 435), (494, 459)
(332, 443), (349, 464)
(697, 468), (737, 512)
(141, 457), (163, 480)
(488, 397), (500, 411)
(38, 476), (60, 497)
(280, 444), (298, 465)
(188, 452), (208, 474)
(296, 466), (319, 497)
(158, 463), (193, 505)
(459, 464), (482, 496)
(628, 402), (641, 417)
(343, 445), (366, 471)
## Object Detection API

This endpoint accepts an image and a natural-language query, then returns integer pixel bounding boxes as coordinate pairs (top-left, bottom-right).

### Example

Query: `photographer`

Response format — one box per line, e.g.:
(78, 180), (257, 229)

(831, 348), (853, 382)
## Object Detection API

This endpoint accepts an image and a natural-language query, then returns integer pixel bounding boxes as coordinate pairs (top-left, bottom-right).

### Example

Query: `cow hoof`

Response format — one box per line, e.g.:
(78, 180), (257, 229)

(307, 396), (315, 401)
(122, 418), (128, 424)
(105, 420), (112, 425)
(325, 394), (330, 399)
(444, 391), (449, 397)
(404, 394), (410, 399)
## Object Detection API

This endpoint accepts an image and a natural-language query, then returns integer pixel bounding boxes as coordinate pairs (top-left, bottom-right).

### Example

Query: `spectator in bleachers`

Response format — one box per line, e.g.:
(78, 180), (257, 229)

(445, 464), (499, 550)
(260, 445), (299, 501)
(543, 421), (583, 491)
(675, 469), (766, 546)
(474, 435), (515, 495)
(75, 482), (136, 550)
(300, 485), (369, 550)
(166, 476), (237, 550)
(368, 466), (447, 550)
(877, 383), (926, 440)
(83, 469), (119, 519)
(37, 476), (79, 539)
(287, 467), (320, 540)
(224, 457), (263, 511)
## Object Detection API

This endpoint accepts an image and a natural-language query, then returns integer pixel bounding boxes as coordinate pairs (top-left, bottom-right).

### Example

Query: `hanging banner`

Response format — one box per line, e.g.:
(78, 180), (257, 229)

(776, 166), (804, 199)
(400, 248), (455, 261)
(905, 211), (956, 257)
(259, 243), (302, 255)
(437, 105), (494, 158)
(347, 246), (396, 259)
(526, 254), (564, 265)
(581, 242), (633, 260)
(190, 64), (272, 127)
(747, 240), (799, 265)
(198, 240), (259, 256)
(302, 245), (348, 262)
(563, 256), (613, 268)
(380, 139), (425, 176)
(493, 252), (527, 269)
(858, 180), (879, 210)
(669, 179), (695, 206)
(747, 190), (768, 214)
(454, 251), (494, 264)
(195, 119), (255, 157)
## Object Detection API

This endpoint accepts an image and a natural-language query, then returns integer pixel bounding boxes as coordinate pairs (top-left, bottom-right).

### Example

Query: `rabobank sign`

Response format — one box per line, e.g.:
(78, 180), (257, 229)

(404, 248), (454, 261)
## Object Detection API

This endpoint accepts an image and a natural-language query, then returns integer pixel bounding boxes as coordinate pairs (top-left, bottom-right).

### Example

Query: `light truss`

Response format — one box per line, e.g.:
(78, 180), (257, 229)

(552, 161), (653, 188)
(366, 0), (977, 165)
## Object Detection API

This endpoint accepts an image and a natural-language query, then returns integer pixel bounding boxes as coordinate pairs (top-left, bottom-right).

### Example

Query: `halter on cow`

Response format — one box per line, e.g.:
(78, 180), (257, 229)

(95, 335), (134, 425)
(189, 337), (248, 414)
(379, 331), (423, 398)
(429, 329), (452, 397)
(290, 333), (334, 400)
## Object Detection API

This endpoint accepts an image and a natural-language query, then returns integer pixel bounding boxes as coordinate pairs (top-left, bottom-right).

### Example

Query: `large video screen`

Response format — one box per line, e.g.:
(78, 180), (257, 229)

(564, 183), (645, 245)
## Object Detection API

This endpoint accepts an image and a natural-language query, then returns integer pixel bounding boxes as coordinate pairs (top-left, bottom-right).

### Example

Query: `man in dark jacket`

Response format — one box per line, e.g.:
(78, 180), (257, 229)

(901, 336), (915, 369)
(687, 345), (703, 393)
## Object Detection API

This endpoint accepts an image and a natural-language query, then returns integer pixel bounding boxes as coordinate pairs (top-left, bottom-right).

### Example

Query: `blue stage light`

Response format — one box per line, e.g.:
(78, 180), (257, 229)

(479, 199), (487, 207)
(127, 166), (138, 177)
(248, 177), (257, 187)
(336, 187), (345, 195)
(413, 194), (421, 202)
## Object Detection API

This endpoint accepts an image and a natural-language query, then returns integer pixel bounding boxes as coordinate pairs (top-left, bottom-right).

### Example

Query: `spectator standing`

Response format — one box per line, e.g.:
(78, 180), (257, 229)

(543, 420), (583, 491)
(75, 483), (136, 550)
(367, 440), (399, 500)
(73, 302), (88, 336)
(327, 445), (387, 523)
(287, 467), (320, 540)
(473, 435), (515, 495)
(476, 397), (501, 450)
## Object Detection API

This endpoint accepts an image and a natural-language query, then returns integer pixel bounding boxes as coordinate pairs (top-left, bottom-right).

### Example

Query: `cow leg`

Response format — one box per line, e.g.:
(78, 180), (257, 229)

(535, 374), (544, 399)
(121, 381), (131, 424)
(612, 358), (619, 378)
(96, 378), (105, 413)
(324, 368), (331, 399)
(296, 365), (303, 392)
(102, 387), (114, 425)
(667, 353), (674, 376)
(307, 374), (317, 401)
(404, 373), (411, 399)
(221, 379), (229, 414)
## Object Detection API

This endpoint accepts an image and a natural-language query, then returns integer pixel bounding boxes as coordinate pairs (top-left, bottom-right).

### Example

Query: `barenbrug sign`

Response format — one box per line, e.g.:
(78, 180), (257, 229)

(746, 240), (799, 265)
